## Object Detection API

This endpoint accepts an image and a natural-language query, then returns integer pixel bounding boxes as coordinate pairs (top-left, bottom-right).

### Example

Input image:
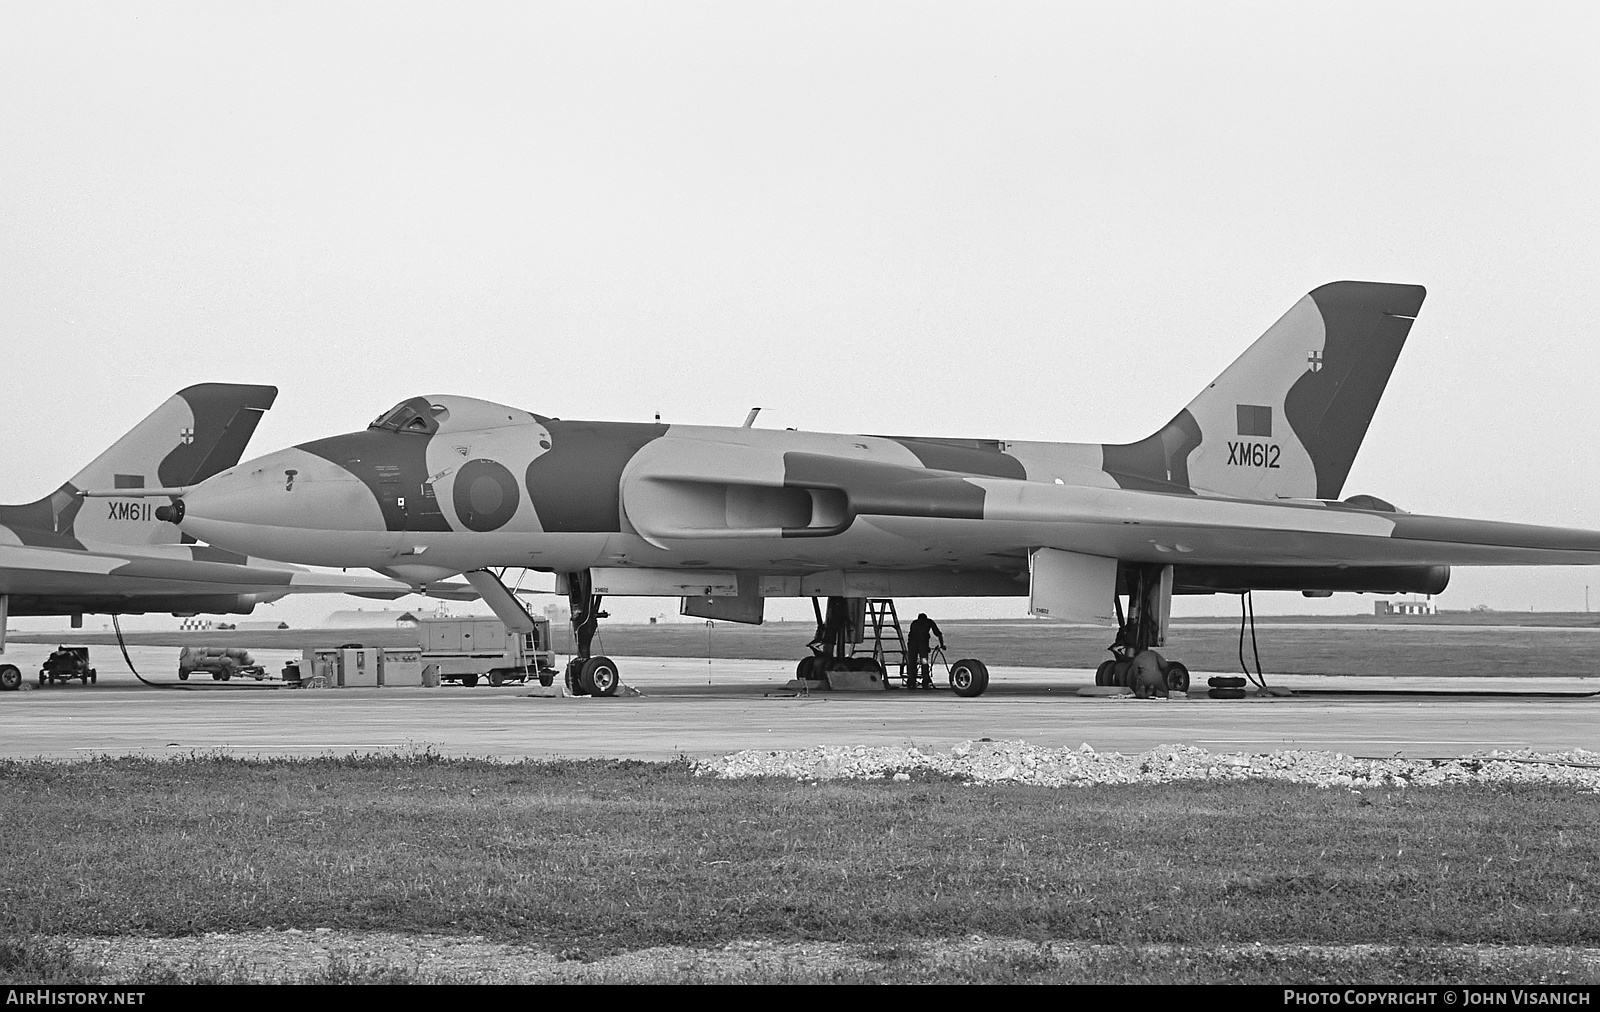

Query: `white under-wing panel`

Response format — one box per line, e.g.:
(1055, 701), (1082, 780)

(590, 568), (740, 597)
(1028, 548), (1118, 624)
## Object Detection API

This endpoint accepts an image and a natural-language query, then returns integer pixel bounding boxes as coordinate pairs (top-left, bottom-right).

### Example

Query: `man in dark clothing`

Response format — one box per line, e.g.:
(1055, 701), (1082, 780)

(905, 612), (945, 689)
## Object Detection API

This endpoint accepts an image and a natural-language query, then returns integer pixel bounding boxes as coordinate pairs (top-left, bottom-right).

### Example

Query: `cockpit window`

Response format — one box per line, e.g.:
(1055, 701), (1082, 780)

(368, 397), (441, 435)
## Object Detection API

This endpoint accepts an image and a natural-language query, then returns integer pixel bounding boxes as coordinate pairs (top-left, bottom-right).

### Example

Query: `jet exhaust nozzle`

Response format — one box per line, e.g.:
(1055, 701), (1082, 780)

(154, 500), (186, 524)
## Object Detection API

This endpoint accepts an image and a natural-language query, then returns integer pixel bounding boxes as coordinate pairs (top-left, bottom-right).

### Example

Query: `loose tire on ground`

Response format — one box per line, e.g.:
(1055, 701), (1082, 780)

(1208, 687), (1247, 699)
(949, 658), (989, 698)
(1208, 676), (1247, 688)
(582, 656), (620, 697)
(1164, 661), (1190, 694)
(0, 664), (20, 691)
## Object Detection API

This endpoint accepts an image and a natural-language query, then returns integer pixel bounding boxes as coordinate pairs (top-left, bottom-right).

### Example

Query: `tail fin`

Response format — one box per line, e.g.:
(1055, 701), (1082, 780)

(1102, 281), (1425, 500)
(4, 384), (277, 547)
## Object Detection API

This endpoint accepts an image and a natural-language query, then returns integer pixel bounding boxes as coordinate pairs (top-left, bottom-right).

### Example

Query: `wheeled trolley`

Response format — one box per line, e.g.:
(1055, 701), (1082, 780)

(39, 647), (96, 686)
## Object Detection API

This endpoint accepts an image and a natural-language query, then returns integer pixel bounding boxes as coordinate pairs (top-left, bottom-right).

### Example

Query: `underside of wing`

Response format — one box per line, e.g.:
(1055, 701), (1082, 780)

(0, 543), (440, 605)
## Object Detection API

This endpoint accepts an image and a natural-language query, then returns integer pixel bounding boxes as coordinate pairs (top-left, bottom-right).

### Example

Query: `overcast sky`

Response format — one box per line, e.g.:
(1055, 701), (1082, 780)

(3, 2), (1597, 627)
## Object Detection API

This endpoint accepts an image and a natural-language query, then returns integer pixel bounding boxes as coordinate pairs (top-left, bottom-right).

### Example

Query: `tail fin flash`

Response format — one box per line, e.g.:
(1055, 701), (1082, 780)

(53, 384), (277, 547)
(1103, 281), (1425, 500)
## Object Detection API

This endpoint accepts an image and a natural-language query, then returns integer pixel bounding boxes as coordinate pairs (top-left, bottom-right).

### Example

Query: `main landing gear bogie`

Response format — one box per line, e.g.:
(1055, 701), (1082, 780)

(564, 655), (621, 697)
(1095, 563), (1195, 699)
(1095, 654), (1190, 696)
(561, 571), (623, 698)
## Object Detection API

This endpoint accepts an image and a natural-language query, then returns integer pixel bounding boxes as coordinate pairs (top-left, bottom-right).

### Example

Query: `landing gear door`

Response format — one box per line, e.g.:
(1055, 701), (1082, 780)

(680, 572), (765, 625)
(1028, 549), (1118, 625)
(1155, 564), (1174, 645)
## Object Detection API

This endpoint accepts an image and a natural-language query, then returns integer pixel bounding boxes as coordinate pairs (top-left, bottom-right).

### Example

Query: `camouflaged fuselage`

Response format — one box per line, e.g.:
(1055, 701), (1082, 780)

(169, 283), (1600, 597)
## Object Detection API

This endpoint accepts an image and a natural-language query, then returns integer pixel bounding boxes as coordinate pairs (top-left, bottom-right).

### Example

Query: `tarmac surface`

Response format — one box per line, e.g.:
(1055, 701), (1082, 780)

(2, 644), (1597, 761)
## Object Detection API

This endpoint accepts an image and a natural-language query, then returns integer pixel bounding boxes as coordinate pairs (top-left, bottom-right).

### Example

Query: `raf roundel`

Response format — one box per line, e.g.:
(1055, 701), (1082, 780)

(451, 458), (521, 532)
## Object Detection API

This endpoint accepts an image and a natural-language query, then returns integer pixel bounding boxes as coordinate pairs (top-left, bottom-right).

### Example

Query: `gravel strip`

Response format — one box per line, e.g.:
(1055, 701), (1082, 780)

(695, 740), (1600, 789)
(48, 932), (1600, 984)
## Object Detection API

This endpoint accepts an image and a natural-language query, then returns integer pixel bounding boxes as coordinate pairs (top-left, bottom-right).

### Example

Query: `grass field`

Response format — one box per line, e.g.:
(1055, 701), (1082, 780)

(3, 755), (1598, 983)
(562, 617), (1600, 679)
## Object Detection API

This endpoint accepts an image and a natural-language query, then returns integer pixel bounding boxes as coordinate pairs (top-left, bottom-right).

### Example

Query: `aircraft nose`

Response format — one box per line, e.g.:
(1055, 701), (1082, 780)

(174, 446), (387, 555)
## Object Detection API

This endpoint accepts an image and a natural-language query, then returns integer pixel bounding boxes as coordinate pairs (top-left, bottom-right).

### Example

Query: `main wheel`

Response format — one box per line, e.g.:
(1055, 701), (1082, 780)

(565, 658), (589, 695)
(1112, 660), (1134, 687)
(462, 673), (480, 688)
(1163, 661), (1190, 694)
(582, 656), (620, 697)
(949, 658), (989, 698)
(0, 664), (20, 691)
(1094, 659), (1116, 686)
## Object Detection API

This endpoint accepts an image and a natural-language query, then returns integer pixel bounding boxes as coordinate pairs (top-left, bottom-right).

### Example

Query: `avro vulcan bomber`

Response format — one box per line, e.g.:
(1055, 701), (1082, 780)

(131, 283), (1600, 696)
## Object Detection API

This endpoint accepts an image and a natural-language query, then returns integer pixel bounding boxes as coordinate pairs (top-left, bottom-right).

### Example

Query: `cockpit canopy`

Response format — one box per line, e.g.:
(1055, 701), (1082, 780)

(368, 397), (449, 435)
(365, 394), (540, 435)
